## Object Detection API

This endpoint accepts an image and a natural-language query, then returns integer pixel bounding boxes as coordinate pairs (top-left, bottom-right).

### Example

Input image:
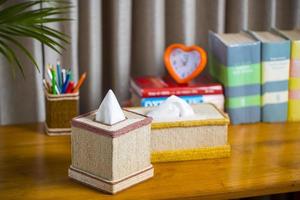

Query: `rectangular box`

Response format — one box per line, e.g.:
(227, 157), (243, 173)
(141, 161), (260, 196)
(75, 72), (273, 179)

(249, 31), (290, 122)
(69, 109), (153, 194)
(44, 90), (79, 135)
(209, 31), (261, 124)
(128, 103), (230, 163)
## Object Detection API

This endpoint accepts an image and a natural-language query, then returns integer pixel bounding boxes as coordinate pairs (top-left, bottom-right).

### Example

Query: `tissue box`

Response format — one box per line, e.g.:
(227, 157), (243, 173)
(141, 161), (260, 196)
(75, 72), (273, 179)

(44, 90), (79, 136)
(128, 103), (230, 162)
(68, 109), (153, 194)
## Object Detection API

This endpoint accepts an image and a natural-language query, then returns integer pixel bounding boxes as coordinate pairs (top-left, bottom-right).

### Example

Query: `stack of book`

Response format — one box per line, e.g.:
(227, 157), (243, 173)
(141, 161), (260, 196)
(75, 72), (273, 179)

(209, 29), (300, 124)
(130, 76), (225, 111)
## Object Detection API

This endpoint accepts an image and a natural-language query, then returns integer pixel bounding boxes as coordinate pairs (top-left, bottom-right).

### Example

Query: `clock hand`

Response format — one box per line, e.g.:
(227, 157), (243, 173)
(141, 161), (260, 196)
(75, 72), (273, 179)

(181, 54), (188, 66)
(184, 59), (188, 66)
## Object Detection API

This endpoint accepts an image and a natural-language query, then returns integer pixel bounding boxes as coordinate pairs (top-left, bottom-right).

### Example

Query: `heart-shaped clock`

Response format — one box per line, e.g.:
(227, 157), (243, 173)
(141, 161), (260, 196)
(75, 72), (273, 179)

(164, 44), (207, 84)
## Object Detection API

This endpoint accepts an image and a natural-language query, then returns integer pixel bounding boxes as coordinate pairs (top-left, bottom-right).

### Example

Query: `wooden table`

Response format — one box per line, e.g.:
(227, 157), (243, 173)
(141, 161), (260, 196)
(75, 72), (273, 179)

(1, 123), (300, 199)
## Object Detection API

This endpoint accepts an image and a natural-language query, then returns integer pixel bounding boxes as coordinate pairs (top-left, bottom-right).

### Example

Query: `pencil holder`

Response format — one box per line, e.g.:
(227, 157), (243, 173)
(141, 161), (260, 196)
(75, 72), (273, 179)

(44, 89), (79, 136)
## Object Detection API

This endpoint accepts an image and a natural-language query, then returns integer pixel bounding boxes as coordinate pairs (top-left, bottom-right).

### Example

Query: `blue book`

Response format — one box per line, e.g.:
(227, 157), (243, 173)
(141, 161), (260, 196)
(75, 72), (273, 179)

(249, 31), (290, 122)
(140, 95), (204, 107)
(209, 31), (261, 124)
(131, 93), (225, 111)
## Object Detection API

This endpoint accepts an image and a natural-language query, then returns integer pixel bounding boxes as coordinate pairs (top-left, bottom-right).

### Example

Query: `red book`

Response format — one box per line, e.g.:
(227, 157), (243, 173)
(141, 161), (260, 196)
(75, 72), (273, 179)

(130, 75), (223, 98)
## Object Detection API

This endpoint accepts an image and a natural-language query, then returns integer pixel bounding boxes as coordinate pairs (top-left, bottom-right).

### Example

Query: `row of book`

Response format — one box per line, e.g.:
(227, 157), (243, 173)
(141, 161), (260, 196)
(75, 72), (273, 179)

(130, 76), (225, 111)
(209, 29), (300, 124)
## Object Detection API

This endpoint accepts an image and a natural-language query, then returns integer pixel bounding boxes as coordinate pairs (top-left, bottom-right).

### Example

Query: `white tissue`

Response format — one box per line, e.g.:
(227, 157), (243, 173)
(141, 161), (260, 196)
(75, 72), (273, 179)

(165, 95), (194, 117)
(95, 89), (126, 125)
(147, 101), (181, 120)
(147, 95), (194, 120)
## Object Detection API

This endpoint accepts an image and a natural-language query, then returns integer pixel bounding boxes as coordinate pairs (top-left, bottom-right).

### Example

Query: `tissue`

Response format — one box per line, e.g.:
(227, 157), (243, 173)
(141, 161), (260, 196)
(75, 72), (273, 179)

(95, 90), (126, 125)
(147, 95), (194, 120)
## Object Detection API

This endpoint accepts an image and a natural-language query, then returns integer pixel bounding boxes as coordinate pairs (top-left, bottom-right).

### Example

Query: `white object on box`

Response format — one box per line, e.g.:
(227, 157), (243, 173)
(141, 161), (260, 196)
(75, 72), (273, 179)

(95, 89), (126, 125)
(147, 95), (194, 120)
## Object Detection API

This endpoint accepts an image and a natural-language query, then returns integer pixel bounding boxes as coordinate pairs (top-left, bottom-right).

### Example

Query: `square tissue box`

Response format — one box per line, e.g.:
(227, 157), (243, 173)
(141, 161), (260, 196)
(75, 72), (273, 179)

(69, 90), (153, 194)
(128, 101), (230, 163)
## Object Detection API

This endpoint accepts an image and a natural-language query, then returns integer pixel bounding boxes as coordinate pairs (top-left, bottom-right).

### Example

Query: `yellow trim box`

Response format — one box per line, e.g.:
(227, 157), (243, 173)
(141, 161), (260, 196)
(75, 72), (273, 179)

(127, 103), (230, 163)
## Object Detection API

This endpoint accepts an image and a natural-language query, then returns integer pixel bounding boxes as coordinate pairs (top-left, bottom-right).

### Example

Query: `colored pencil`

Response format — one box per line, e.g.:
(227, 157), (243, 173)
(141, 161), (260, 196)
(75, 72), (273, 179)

(51, 68), (57, 94)
(66, 81), (75, 93)
(73, 72), (87, 93)
(61, 71), (70, 93)
(56, 61), (62, 89)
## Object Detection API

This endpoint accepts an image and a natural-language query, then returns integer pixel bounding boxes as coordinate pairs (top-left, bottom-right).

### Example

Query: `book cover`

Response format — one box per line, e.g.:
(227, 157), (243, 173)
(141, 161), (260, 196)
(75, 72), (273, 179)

(131, 92), (224, 111)
(274, 29), (300, 121)
(130, 75), (223, 98)
(249, 31), (290, 122)
(209, 31), (261, 124)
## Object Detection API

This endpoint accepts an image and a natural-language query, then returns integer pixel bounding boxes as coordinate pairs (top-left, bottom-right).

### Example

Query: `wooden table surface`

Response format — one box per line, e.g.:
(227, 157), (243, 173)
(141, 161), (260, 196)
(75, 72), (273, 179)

(1, 123), (300, 199)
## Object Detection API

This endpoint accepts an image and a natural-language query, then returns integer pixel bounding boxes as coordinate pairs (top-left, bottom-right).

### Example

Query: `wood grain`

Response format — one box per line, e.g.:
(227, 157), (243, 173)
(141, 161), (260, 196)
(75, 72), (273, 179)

(1, 123), (300, 199)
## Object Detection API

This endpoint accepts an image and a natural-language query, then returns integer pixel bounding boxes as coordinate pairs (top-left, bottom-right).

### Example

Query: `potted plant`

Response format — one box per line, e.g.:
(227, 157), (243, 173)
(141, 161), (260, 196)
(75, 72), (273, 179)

(0, 0), (71, 77)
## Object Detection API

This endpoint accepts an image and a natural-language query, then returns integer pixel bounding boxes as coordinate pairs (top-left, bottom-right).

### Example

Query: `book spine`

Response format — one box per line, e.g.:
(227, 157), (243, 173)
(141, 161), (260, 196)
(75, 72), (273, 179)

(289, 41), (300, 121)
(261, 41), (290, 122)
(139, 95), (224, 111)
(130, 79), (223, 97)
(140, 96), (204, 107)
(208, 31), (228, 81)
(209, 32), (261, 124)
(140, 86), (223, 97)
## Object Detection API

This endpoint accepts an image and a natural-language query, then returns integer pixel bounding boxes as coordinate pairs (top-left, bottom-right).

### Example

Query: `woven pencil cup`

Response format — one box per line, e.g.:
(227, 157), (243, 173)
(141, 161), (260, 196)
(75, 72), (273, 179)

(44, 90), (79, 136)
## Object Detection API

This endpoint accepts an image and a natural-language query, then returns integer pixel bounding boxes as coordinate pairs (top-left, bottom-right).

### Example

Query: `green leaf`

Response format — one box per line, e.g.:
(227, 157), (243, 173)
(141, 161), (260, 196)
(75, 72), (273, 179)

(0, 2), (39, 20)
(34, 25), (69, 43)
(0, 40), (25, 77)
(42, 25), (69, 38)
(0, 0), (71, 76)
(0, 33), (40, 72)
(2, 25), (65, 53)
(0, 7), (71, 24)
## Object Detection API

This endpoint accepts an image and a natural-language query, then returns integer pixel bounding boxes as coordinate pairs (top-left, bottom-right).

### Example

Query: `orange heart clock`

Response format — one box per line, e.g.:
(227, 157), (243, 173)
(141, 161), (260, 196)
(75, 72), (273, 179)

(164, 44), (207, 84)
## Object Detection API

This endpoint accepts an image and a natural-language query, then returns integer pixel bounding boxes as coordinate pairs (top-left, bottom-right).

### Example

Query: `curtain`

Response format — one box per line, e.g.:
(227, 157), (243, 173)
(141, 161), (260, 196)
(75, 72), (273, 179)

(0, 0), (300, 125)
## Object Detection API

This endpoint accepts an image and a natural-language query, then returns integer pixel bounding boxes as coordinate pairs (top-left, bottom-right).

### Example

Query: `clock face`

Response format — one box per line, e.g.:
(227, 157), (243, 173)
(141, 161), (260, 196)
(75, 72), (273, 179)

(170, 48), (201, 79)
(164, 44), (207, 84)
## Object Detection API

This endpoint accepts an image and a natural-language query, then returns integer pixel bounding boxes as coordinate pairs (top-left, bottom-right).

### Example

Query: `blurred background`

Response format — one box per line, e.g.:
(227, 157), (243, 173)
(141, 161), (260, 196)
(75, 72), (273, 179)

(1, 0), (300, 125)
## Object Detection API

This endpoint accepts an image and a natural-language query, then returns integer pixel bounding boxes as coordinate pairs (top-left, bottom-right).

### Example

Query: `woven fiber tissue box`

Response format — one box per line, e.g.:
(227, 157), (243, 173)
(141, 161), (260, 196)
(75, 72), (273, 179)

(68, 109), (153, 194)
(128, 103), (230, 163)
(44, 90), (79, 136)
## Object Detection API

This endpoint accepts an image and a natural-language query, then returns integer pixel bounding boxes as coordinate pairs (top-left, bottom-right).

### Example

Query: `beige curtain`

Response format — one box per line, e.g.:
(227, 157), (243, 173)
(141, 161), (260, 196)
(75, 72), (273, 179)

(0, 0), (299, 125)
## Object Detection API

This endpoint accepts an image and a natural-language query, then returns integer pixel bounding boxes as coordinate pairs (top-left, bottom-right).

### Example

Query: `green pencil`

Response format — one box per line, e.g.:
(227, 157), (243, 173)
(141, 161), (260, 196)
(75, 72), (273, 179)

(51, 68), (57, 95)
